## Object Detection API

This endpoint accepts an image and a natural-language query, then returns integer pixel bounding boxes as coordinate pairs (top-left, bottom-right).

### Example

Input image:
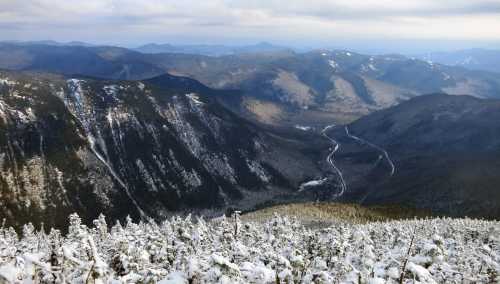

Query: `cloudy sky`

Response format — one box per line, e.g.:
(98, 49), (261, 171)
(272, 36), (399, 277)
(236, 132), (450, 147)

(1, 0), (500, 52)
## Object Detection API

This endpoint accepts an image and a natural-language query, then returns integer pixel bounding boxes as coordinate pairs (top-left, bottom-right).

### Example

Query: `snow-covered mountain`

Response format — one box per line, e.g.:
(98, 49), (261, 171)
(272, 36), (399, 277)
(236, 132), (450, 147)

(0, 71), (325, 229)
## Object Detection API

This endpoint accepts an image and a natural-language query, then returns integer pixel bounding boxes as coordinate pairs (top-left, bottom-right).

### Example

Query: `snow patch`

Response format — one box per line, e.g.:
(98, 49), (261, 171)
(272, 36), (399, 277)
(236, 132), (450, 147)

(0, 78), (16, 86)
(299, 178), (328, 191)
(185, 93), (204, 106)
(294, 125), (312, 131)
(328, 59), (339, 70)
(137, 82), (145, 91)
(246, 159), (270, 183)
(368, 63), (378, 71)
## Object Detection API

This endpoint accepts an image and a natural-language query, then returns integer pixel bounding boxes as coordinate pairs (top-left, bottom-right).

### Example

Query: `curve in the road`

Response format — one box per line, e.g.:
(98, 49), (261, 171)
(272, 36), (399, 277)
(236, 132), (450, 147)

(344, 126), (396, 176)
(321, 125), (347, 198)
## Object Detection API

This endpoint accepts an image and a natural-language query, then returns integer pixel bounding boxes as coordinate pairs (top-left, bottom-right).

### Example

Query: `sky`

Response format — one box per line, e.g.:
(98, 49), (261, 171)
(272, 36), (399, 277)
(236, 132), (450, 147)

(1, 0), (500, 53)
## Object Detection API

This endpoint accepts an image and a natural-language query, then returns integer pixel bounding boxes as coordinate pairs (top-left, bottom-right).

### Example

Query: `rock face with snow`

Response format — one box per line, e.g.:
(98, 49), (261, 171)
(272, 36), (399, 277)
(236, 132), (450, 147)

(0, 71), (323, 229)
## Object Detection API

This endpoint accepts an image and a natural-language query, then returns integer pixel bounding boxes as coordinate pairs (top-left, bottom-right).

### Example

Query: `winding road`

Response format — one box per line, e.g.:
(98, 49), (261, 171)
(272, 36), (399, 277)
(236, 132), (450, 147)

(344, 126), (396, 176)
(321, 125), (347, 198)
(300, 124), (395, 198)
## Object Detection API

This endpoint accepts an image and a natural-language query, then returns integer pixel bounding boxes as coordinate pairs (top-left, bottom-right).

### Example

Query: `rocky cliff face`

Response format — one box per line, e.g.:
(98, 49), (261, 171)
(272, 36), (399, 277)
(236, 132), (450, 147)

(0, 71), (324, 229)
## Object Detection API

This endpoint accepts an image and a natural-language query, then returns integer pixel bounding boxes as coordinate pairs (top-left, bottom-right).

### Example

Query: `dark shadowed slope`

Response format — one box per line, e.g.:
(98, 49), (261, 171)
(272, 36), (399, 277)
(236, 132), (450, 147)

(328, 94), (500, 218)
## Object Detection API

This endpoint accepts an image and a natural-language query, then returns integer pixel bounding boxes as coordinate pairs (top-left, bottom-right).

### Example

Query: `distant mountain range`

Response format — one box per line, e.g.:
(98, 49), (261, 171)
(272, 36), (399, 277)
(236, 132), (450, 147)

(134, 42), (294, 56)
(0, 40), (96, 47)
(4, 41), (500, 74)
(1, 42), (499, 127)
(416, 48), (500, 74)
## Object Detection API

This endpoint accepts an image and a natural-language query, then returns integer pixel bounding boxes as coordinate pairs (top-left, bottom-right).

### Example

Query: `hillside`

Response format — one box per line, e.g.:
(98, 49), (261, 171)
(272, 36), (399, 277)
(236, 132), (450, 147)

(241, 202), (432, 227)
(322, 94), (500, 218)
(0, 70), (327, 229)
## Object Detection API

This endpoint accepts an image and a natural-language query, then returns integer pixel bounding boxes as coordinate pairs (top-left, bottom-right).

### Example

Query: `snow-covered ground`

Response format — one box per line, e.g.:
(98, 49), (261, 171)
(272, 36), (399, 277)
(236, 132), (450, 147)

(0, 214), (498, 283)
(294, 125), (312, 131)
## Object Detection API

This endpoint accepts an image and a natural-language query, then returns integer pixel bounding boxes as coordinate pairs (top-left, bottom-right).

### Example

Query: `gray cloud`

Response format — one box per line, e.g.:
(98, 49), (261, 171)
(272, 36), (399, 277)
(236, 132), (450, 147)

(0, 0), (499, 45)
(230, 0), (500, 19)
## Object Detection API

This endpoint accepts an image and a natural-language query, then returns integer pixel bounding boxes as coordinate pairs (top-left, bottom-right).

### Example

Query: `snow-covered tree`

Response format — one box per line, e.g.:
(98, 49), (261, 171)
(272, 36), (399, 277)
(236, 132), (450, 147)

(0, 214), (498, 283)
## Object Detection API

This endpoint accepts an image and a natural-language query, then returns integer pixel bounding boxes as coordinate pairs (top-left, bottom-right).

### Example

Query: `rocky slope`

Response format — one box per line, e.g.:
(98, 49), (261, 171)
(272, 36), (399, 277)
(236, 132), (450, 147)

(0, 71), (326, 229)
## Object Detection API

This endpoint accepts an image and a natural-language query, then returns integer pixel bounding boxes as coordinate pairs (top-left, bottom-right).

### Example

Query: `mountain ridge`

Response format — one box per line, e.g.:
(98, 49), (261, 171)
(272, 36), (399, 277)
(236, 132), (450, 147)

(0, 70), (327, 229)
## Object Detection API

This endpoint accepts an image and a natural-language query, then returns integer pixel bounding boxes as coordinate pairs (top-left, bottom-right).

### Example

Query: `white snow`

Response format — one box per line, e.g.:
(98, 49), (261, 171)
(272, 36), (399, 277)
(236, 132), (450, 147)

(299, 178), (328, 191)
(0, 215), (497, 283)
(0, 263), (16, 283)
(137, 82), (145, 91)
(246, 159), (270, 183)
(185, 93), (204, 106)
(103, 85), (119, 96)
(0, 78), (16, 86)
(328, 59), (339, 70)
(158, 271), (187, 284)
(368, 63), (378, 71)
(407, 262), (438, 284)
(294, 125), (312, 131)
